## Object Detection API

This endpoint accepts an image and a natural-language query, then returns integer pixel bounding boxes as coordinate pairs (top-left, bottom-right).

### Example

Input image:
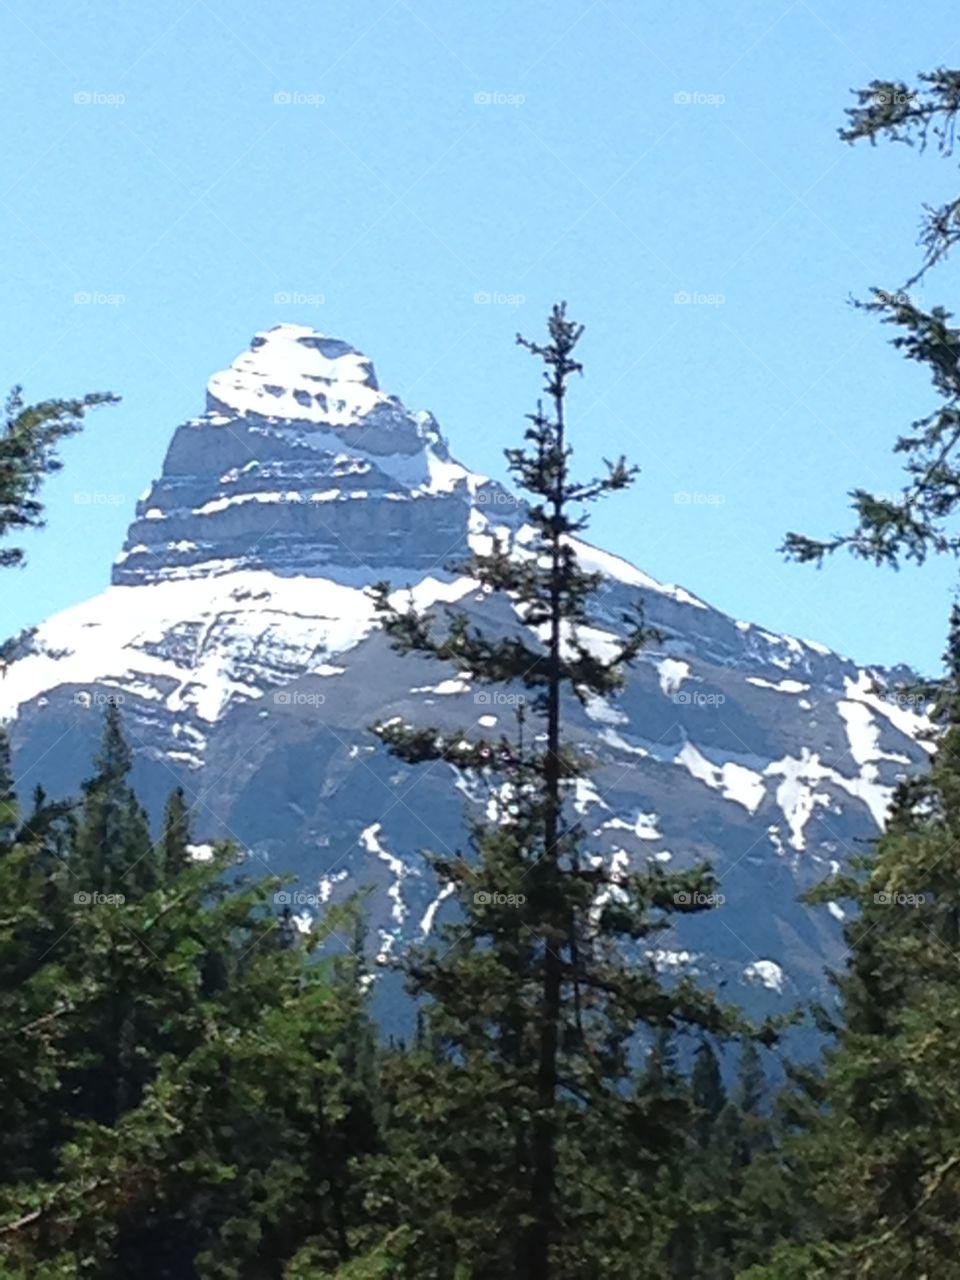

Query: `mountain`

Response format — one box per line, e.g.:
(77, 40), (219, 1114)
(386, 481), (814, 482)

(0, 322), (932, 1032)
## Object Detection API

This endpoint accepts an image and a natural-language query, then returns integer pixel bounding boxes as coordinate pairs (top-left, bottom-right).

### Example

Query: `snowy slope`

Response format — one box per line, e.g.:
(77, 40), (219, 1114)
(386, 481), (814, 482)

(0, 324), (934, 1026)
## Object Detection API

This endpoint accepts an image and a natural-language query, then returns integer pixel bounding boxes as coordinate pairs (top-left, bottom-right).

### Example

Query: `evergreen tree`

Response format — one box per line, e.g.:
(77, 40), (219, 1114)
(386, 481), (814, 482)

(0, 728), (381, 1276)
(0, 385), (117, 569)
(0, 726), (15, 845)
(742, 607), (960, 1276)
(160, 785), (191, 878)
(669, 1039), (780, 1279)
(71, 700), (157, 901)
(691, 1039), (726, 1148)
(782, 67), (960, 570)
(0, 375), (381, 1275)
(757, 64), (960, 1277)
(734, 1038), (766, 1120)
(368, 305), (748, 1278)
(643, 1025), (681, 1089)
(0, 728), (71, 1185)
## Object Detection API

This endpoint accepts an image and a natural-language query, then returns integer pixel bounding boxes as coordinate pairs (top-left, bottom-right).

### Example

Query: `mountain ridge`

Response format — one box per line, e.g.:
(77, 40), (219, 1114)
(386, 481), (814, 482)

(0, 323), (934, 1029)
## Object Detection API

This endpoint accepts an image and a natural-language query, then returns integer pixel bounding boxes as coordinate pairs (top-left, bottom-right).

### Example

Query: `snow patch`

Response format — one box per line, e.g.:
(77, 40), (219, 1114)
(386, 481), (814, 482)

(744, 960), (784, 993)
(675, 742), (765, 814)
(658, 658), (690, 695)
(746, 676), (810, 694)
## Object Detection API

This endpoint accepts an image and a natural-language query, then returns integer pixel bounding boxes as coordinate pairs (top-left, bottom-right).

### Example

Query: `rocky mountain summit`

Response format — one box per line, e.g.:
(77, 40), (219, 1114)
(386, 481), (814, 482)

(1, 323), (933, 1031)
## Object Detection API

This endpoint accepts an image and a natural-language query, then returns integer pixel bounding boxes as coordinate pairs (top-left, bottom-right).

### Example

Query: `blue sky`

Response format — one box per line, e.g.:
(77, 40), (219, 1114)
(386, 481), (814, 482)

(2, 0), (959, 671)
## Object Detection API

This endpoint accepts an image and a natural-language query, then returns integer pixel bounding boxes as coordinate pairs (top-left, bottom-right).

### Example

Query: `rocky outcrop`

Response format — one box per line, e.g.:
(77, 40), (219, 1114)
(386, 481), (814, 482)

(0, 323), (933, 1039)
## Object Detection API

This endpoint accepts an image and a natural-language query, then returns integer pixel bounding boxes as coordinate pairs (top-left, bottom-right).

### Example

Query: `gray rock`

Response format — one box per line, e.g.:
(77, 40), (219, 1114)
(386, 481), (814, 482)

(0, 322), (932, 1042)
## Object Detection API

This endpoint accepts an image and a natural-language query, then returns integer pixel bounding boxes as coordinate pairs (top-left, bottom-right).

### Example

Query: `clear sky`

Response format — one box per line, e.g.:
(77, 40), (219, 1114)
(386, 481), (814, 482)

(2, 0), (959, 672)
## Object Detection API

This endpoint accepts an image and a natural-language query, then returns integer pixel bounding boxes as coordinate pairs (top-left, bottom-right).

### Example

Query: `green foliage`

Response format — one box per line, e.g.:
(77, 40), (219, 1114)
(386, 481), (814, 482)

(773, 62), (960, 1274)
(749, 611), (960, 1276)
(0, 708), (381, 1278)
(839, 69), (960, 281)
(783, 66), (960, 571)
(0, 386), (118, 570)
(366, 304), (748, 1278)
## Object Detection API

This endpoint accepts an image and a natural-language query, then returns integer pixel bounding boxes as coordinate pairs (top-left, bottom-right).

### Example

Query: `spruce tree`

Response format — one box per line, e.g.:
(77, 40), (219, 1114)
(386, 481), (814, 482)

(160, 785), (191, 878)
(0, 727), (381, 1276)
(71, 700), (157, 901)
(782, 67), (960, 569)
(0, 726), (16, 846)
(759, 65), (960, 1277)
(0, 385), (117, 569)
(737, 613), (960, 1277)
(690, 1039), (726, 1148)
(369, 304), (744, 1278)
(0, 375), (381, 1275)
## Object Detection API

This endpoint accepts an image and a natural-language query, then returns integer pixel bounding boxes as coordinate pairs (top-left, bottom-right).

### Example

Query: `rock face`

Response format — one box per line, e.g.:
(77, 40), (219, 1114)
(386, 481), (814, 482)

(0, 323), (933, 1036)
(114, 324), (521, 587)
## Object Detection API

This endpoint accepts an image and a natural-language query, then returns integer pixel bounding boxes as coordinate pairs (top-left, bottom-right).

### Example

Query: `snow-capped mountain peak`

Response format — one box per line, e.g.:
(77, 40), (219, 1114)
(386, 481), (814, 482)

(0, 322), (935, 1035)
(113, 324), (516, 589)
(207, 324), (382, 427)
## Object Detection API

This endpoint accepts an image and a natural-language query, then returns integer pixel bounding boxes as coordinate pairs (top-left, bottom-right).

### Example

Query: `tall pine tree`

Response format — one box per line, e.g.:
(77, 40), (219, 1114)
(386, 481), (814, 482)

(368, 305), (746, 1279)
